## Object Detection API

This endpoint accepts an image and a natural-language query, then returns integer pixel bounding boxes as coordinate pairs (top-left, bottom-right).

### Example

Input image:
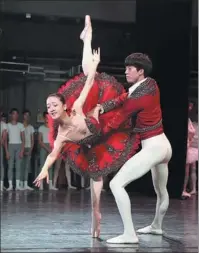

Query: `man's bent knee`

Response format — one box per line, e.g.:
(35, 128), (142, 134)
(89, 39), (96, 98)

(109, 179), (120, 192)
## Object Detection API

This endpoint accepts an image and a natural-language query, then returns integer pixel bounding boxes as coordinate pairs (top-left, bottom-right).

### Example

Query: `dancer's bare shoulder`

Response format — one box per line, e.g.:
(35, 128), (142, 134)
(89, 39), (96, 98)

(57, 124), (74, 142)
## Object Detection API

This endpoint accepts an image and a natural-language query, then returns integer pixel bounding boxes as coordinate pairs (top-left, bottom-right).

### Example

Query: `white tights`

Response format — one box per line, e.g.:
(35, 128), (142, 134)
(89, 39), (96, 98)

(81, 15), (92, 76)
(107, 133), (172, 244)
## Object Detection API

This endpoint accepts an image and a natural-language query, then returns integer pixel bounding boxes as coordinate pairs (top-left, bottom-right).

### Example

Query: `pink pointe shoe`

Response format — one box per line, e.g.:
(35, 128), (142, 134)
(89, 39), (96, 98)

(80, 15), (92, 41)
(91, 209), (101, 238)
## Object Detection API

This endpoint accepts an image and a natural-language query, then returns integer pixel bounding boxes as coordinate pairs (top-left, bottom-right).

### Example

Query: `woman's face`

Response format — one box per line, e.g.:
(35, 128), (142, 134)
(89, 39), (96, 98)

(46, 96), (66, 120)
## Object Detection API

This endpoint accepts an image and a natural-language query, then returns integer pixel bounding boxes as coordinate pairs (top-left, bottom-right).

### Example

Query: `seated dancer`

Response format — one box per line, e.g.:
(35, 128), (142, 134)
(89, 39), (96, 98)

(34, 16), (140, 238)
(98, 53), (172, 244)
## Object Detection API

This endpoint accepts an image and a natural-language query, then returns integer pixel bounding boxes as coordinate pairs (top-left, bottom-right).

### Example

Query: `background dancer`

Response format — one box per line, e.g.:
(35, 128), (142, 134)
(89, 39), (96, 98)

(182, 103), (198, 198)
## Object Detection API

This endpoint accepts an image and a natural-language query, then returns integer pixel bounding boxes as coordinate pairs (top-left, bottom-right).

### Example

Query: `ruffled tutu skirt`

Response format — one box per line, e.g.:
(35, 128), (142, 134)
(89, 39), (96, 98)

(48, 73), (140, 180)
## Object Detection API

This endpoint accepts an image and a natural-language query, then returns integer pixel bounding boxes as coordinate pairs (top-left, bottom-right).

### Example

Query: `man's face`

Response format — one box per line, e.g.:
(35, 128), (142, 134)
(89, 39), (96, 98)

(2, 117), (6, 123)
(11, 111), (19, 121)
(23, 112), (30, 121)
(125, 66), (144, 84)
(44, 114), (48, 124)
(189, 103), (193, 112)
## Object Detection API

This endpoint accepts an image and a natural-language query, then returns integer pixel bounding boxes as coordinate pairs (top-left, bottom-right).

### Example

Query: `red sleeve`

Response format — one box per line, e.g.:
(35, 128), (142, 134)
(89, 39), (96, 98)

(102, 83), (157, 132)
(101, 92), (128, 113)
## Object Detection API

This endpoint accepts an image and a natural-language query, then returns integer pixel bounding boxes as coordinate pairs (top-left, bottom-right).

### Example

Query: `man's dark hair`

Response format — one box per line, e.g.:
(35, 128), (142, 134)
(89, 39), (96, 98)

(125, 53), (152, 77)
(43, 111), (48, 118)
(9, 108), (19, 114)
(23, 109), (31, 115)
(1, 112), (6, 118)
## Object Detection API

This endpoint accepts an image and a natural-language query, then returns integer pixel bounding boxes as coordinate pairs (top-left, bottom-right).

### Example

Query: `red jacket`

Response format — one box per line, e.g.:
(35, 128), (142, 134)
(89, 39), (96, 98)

(101, 77), (164, 140)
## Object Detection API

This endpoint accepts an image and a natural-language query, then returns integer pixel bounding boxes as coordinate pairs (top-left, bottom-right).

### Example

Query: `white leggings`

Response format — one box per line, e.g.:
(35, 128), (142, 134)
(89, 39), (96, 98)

(110, 133), (172, 235)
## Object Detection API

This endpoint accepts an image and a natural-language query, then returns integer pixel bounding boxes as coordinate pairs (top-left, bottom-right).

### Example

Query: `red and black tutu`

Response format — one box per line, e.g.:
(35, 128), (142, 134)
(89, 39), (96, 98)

(48, 73), (140, 180)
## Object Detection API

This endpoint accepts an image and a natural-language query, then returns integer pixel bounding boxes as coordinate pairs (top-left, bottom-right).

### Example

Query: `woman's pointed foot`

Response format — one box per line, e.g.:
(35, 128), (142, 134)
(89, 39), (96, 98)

(80, 15), (92, 41)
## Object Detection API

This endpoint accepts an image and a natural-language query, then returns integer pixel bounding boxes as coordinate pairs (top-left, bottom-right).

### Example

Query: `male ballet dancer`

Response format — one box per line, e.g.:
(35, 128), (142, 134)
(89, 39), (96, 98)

(100, 53), (172, 244)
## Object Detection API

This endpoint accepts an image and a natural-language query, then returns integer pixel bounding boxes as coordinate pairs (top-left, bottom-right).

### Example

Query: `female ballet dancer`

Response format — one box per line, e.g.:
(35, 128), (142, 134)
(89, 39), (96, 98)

(34, 15), (140, 238)
(189, 120), (198, 195)
(182, 114), (198, 198)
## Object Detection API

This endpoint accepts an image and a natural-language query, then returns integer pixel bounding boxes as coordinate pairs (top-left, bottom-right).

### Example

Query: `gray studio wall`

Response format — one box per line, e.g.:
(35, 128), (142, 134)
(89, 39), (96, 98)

(0, 19), (134, 125)
(1, 0), (197, 26)
(1, 0), (136, 23)
(192, 0), (198, 27)
(1, 0), (137, 124)
(0, 0), (197, 125)
(1, 65), (62, 125)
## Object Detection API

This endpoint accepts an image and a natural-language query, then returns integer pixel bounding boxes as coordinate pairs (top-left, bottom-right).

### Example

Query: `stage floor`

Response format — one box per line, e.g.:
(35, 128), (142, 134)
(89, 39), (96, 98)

(1, 190), (198, 252)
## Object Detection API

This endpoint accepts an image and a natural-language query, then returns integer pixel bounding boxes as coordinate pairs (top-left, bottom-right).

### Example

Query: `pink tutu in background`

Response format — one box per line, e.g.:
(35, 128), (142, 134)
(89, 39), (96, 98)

(186, 119), (198, 164)
(186, 147), (198, 164)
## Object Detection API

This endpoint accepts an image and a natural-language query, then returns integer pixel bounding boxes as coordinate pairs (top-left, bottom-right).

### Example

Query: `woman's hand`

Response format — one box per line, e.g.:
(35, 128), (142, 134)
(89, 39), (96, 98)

(92, 48), (100, 66)
(87, 104), (103, 119)
(88, 48), (100, 75)
(97, 104), (104, 114)
(33, 168), (49, 187)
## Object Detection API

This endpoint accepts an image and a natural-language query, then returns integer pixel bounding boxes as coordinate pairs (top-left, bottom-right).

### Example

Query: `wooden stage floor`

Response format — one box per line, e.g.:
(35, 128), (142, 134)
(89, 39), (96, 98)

(1, 189), (198, 252)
